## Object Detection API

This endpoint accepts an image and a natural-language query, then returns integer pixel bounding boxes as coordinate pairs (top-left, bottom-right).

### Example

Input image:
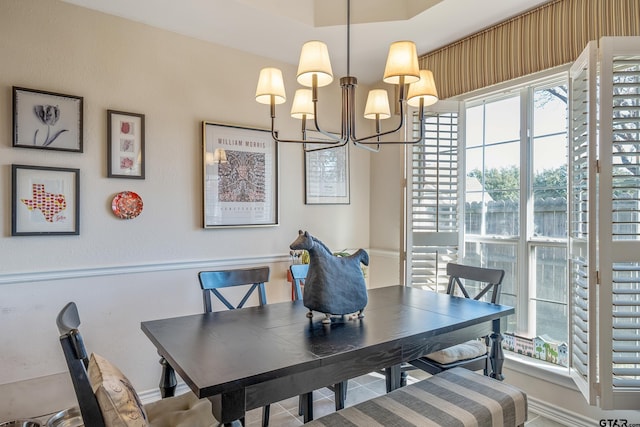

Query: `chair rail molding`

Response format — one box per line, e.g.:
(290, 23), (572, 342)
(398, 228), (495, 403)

(0, 254), (290, 286)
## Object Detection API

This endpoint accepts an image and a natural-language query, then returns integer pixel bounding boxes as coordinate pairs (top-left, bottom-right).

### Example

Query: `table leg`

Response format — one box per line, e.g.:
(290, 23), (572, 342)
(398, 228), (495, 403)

(385, 365), (401, 392)
(333, 381), (347, 410)
(489, 318), (505, 381)
(210, 388), (246, 426)
(158, 356), (176, 398)
(300, 391), (314, 423)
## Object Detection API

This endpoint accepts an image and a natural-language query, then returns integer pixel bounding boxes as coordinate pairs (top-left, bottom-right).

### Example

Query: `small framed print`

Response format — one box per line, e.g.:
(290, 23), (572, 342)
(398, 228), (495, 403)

(13, 86), (83, 152)
(304, 131), (350, 205)
(12, 164), (80, 236)
(107, 110), (145, 179)
(202, 122), (279, 228)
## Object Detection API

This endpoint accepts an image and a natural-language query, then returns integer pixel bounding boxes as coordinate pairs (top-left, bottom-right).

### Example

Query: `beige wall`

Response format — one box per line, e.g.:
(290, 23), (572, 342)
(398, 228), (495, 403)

(368, 141), (404, 287)
(0, 0), (380, 419)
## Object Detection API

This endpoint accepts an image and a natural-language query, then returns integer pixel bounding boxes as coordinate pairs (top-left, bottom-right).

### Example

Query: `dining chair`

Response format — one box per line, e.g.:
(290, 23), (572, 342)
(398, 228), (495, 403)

(199, 266), (270, 311)
(198, 266), (271, 426)
(288, 263), (348, 419)
(387, 262), (506, 387)
(289, 263), (307, 301)
(416, 263), (505, 375)
(56, 302), (217, 427)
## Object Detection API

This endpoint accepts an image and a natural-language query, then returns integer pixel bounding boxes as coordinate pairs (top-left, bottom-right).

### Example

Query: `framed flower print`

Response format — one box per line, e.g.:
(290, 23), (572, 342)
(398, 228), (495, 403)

(13, 86), (83, 152)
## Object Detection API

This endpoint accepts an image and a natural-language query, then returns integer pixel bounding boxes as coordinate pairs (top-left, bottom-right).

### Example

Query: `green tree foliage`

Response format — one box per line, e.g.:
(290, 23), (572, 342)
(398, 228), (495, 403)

(468, 166), (519, 201)
(469, 165), (567, 201)
(533, 165), (567, 198)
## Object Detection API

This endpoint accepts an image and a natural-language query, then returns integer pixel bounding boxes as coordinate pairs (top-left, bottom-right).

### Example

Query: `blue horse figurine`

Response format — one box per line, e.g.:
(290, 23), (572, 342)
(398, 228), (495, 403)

(289, 230), (369, 323)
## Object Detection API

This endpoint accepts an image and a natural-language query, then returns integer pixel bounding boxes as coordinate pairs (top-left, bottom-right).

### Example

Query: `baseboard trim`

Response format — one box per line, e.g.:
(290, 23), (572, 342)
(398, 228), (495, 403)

(528, 395), (594, 426)
(138, 383), (191, 405)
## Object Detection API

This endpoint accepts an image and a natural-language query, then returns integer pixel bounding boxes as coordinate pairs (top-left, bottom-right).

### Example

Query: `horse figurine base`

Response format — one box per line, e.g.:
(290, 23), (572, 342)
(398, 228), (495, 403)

(309, 312), (365, 324)
(290, 230), (369, 322)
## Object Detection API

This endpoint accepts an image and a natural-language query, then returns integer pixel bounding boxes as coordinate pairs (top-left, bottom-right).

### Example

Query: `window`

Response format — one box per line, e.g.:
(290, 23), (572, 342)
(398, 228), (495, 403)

(463, 78), (569, 356)
(407, 36), (640, 410)
(408, 76), (570, 365)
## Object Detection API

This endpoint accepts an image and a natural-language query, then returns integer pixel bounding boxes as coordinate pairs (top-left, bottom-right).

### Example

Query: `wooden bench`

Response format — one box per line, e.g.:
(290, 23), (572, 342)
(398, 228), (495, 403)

(305, 367), (527, 426)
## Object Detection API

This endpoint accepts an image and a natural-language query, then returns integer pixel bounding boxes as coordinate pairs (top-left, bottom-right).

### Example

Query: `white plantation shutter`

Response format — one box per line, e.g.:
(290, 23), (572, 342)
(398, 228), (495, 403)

(598, 37), (640, 409)
(569, 37), (640, 410)
(568, 40), (598, 406)
(406, 101), (461, 290)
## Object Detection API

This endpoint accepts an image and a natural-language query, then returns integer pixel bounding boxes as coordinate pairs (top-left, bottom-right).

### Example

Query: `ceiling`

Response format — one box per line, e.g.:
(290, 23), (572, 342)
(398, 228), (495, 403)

(60, 0), (550, 84)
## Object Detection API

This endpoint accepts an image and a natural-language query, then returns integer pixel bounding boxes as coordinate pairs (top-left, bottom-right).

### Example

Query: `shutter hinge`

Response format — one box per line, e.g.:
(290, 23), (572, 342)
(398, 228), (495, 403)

(595, 159), (600, 173)
(595, 270), (600, 285)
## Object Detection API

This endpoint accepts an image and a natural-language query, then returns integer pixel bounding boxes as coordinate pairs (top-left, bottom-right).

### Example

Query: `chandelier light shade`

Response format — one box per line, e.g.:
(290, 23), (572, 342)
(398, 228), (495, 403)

(291, 89), (315, 119)
(255, 0), (438, 152)
(382, 41), (421, 85)
(364, 89), (391, 120)
(297, 41), (334, 87)
(407, 69), (439, 107)
(255, 67), (287, 105)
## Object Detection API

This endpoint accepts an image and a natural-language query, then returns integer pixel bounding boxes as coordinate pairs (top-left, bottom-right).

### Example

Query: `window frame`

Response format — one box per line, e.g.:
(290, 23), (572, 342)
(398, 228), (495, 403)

(456, 67), (571, 357)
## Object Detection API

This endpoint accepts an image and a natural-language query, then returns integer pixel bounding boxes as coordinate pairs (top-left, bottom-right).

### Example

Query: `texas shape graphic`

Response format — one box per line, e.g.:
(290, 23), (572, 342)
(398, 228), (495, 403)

(21, 183), (67, 222)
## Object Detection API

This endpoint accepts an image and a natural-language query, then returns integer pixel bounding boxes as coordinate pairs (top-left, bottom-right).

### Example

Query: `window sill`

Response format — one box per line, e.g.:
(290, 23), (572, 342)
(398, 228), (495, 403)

(504, 351), (577, 391)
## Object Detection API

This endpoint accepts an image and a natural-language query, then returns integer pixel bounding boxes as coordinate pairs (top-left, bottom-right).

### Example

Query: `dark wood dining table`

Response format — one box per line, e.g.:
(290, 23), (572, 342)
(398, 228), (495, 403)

(141, 285), (514, 425)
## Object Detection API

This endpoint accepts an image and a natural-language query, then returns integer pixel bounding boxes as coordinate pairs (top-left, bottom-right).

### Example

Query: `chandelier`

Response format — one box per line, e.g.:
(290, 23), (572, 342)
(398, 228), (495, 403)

(254, 0), (439, 152)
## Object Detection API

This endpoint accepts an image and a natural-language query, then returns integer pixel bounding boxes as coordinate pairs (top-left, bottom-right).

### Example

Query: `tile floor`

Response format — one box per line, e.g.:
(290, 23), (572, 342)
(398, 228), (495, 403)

(31, 370), (567, 426)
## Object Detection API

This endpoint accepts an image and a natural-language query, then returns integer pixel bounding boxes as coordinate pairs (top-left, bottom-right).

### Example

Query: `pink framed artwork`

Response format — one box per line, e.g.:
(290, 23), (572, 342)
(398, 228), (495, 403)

(107, 110), (145, 179)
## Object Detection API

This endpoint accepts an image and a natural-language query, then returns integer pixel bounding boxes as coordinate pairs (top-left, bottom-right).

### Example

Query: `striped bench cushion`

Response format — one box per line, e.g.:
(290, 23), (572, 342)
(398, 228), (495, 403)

(306, 367), (527, 427)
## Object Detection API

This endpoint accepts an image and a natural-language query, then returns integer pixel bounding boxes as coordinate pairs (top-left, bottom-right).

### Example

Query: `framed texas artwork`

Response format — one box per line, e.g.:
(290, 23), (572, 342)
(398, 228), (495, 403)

(12, 164), (80, 236)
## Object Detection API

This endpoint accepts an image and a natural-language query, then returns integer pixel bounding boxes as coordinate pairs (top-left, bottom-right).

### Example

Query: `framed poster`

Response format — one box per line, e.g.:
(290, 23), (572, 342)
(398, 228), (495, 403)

(107, 110), (145, 179)
(13, 86), (83, 152)
(202, 122), (278, 228)
(12, 164), (80, 236)
(304, 131), (350, 205)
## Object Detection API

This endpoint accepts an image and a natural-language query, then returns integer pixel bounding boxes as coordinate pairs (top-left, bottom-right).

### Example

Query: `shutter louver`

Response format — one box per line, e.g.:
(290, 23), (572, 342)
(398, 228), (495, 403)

(408, 102), (460, 291)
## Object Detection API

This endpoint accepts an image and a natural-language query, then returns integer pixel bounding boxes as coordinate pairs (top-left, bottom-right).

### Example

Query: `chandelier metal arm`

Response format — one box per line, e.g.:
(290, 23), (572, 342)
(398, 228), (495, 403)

(310, 75), (347, 143)
(353, 140), (381, 152)
(303, 138), (349, 152)
(354, 99), (406, 143)
(350, 78), (422, 145)
(267, 94), (343, 145)
(357, 99), (426, 145)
